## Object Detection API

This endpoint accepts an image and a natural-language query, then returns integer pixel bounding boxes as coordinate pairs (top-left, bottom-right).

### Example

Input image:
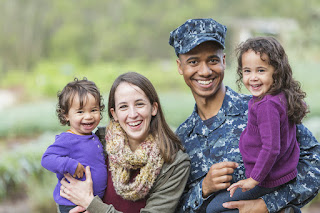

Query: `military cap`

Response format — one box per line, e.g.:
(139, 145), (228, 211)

(169, 18), (227, 56)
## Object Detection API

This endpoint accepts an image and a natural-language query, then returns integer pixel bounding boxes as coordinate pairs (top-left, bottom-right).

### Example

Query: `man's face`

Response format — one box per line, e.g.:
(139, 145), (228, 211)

(176, 41), (226, 101)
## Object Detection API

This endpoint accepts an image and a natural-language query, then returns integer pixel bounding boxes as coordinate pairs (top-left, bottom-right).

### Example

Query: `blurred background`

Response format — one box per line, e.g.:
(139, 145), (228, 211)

(0, 0), (319, 212)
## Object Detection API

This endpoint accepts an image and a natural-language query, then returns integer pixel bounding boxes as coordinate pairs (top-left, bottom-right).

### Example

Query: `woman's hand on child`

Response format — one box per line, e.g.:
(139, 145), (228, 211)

(74, 163), (85, 178)
(227, 177), (259, 197)
(60, 166), (94, 209)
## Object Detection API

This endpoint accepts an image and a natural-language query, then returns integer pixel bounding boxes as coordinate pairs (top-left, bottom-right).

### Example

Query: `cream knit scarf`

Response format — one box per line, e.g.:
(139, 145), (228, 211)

(105, 120), (164, 201)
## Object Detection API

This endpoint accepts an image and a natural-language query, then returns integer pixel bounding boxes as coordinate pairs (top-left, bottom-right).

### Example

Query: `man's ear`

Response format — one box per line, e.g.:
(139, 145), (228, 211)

(110, 108), (118, 121)
(176, 58), (183, 75)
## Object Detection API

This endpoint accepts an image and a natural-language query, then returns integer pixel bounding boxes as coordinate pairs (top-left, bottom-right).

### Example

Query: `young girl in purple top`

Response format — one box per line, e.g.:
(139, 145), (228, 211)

(206, 37), (308, 213)
(41, 78), (107, 213)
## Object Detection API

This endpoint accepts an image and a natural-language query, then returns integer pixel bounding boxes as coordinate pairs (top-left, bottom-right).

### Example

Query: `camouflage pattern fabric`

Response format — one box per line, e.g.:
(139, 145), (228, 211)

(176, 87), (320, 213)
(169, 18), (227, 56)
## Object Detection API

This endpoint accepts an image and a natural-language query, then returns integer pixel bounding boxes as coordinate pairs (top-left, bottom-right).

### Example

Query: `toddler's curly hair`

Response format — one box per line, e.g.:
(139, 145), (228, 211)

(56, 78), (105, 126)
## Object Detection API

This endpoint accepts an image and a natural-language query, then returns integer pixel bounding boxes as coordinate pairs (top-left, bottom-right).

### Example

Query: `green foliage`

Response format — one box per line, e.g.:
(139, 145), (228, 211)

(1, 0), (320, 72)
(1, 59), (189, 98)
(0, 100), (65, 139)
(27, 170), (57, 213)
(0, 133), (56, 212)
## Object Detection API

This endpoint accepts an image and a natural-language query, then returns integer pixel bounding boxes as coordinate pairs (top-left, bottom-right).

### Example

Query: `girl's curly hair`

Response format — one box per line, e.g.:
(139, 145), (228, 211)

(236, 37), (309, 124)
(56, 77), (105, 126)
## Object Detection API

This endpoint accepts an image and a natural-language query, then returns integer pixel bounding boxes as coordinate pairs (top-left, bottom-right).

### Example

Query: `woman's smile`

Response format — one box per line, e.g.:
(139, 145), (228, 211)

(110, 82), (158, 146)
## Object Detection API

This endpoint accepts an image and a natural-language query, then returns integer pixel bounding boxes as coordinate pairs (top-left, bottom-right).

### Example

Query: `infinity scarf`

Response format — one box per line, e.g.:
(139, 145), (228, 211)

(105, 120), (164, 201)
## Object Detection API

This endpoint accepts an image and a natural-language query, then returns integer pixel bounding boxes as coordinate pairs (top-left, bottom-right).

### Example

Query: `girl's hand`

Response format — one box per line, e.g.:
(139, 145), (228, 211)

(60, 166), (94, 209)
(227, 177), (259, 197)
(74, 163), (85, 178)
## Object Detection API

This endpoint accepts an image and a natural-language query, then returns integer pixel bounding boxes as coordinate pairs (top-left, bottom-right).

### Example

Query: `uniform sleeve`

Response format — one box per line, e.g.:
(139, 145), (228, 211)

(176, 178), (216, 213)
(41, 135), (79, 176)
(261, 124), (320, 212)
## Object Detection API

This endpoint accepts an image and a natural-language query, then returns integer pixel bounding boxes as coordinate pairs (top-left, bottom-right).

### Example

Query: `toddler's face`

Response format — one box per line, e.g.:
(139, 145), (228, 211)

(65, 93), (100, 135)
(241, 50), (274, 98)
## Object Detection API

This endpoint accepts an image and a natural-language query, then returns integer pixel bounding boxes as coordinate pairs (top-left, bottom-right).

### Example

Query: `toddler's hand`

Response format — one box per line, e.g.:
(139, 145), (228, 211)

(74, 163), (85, 178)
(227, 177), (259, 197)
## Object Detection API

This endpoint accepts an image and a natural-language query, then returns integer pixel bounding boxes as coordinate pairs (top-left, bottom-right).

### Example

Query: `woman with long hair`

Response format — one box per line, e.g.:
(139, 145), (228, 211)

(60, 72), (190, 213)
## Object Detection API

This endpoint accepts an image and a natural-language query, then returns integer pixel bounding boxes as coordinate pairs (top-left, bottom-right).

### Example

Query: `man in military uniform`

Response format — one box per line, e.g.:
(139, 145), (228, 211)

(169, 18), (320, 212)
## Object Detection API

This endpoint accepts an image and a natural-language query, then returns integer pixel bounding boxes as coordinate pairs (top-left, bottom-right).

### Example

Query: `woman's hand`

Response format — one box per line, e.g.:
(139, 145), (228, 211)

(60, 166), (94, 209)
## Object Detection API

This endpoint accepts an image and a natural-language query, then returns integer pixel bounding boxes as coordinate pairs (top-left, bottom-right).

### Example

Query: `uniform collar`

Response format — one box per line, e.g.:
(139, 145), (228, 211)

(188, 86), (247, 136)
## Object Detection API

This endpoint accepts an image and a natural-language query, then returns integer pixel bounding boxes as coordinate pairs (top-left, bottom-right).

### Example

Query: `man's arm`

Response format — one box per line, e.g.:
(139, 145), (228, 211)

(177, 179), (204, 212)
(177, 162), (238, 212)
(261, 124), (320, 212)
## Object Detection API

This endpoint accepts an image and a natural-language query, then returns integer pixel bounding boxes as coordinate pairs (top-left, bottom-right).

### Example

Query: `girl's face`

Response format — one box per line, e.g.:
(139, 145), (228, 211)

(241, 50), (274, 98)
(65, 93), (101, 135)
(110, 82), (158, 146)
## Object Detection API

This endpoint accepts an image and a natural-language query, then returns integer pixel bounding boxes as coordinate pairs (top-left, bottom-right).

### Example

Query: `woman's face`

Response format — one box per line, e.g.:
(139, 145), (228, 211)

(110, 82), (158, 145)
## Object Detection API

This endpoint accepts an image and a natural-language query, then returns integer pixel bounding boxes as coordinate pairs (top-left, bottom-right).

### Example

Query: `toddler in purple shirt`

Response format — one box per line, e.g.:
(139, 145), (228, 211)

(207, 37), (308, 213)
(41, 78), (107, 213)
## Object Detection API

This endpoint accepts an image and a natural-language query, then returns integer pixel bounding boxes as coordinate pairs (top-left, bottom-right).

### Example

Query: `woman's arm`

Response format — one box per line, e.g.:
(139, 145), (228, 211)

(60, 166), (122, 213)
(61, 152), (190, 213)
(141, 150), (190, 213)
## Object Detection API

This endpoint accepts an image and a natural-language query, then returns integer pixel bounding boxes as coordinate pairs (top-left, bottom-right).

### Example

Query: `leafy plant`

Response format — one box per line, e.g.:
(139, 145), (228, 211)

(0, 133), (57, 212)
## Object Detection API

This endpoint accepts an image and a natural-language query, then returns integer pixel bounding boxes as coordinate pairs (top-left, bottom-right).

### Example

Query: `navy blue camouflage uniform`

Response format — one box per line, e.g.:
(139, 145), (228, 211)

(175, 87), (320, 212)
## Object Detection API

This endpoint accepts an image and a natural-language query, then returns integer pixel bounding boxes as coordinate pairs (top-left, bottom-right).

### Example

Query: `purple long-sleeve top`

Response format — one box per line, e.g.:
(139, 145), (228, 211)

(239, 92), (300, 188)
(41, 132), (107, 206)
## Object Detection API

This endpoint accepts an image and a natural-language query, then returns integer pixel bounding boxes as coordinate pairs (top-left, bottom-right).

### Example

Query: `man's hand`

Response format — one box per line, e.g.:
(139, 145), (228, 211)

(223, 198), (268, 213)
(227, 177), (259, 197)
(74, 163), (85, 178)
(202, 161), (238, 198)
